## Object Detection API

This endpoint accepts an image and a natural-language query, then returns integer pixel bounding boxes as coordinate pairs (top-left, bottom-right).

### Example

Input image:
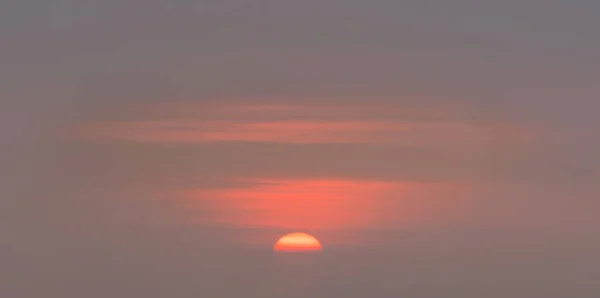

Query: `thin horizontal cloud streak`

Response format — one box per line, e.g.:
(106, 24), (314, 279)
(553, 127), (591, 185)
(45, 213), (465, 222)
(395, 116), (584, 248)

(139, 100), (499, 123)
(75, 101), (535, 146)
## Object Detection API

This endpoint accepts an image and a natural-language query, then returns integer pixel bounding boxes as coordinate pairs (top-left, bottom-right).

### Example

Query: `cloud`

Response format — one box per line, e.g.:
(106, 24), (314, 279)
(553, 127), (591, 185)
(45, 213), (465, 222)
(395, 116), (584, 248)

(73, 101), (535, 146)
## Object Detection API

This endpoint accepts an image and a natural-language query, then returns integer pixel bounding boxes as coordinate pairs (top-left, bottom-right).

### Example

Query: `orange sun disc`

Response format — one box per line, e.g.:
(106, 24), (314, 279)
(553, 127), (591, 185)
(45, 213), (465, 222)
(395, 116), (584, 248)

(274, 232), (323, 252)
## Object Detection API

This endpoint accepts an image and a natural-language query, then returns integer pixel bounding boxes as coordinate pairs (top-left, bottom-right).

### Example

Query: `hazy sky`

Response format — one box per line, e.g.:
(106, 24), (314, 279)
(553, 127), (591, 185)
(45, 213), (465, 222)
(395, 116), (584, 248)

(2, 1), (599, 297)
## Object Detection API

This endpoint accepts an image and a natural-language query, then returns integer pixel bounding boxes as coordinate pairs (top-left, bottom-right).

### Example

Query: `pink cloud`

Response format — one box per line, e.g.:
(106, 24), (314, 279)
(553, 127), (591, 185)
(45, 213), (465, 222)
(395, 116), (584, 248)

(76, 119), (532, 145)
(73, 101), (536, 146)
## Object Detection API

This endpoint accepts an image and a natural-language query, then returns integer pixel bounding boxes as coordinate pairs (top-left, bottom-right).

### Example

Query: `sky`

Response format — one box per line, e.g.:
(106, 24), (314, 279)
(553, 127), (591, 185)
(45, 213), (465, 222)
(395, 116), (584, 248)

(1, 1), (599, 297)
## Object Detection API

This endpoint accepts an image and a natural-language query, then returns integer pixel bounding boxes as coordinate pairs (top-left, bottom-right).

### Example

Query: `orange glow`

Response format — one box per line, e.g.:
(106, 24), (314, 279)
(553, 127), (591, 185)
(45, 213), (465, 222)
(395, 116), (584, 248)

(274, 232), (323, 252)
(181, 178), (469, 235)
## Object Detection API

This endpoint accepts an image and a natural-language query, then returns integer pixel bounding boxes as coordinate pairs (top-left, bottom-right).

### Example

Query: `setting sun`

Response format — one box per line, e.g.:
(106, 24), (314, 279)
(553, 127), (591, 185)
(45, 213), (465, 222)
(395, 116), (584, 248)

(274, 232), (323, 252)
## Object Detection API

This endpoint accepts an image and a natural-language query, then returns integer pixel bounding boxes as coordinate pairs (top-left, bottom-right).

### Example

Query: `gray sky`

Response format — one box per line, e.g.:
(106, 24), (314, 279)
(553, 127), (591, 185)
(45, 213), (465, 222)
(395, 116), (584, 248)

(2, 1), (599, 297)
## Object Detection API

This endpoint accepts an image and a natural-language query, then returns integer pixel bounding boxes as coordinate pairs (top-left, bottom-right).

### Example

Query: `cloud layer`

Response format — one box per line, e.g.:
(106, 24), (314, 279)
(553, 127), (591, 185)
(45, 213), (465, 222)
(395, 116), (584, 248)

(74, 100), (534, 146)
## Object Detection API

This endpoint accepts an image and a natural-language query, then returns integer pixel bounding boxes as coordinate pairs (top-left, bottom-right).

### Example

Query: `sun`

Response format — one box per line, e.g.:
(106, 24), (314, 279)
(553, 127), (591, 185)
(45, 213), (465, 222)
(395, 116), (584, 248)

(274, 232), (323, 252)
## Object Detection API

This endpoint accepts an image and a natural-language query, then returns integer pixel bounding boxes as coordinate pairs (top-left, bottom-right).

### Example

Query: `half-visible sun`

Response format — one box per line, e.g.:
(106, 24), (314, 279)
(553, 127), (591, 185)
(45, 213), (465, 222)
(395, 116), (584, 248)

(274, 232), (323, 252)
